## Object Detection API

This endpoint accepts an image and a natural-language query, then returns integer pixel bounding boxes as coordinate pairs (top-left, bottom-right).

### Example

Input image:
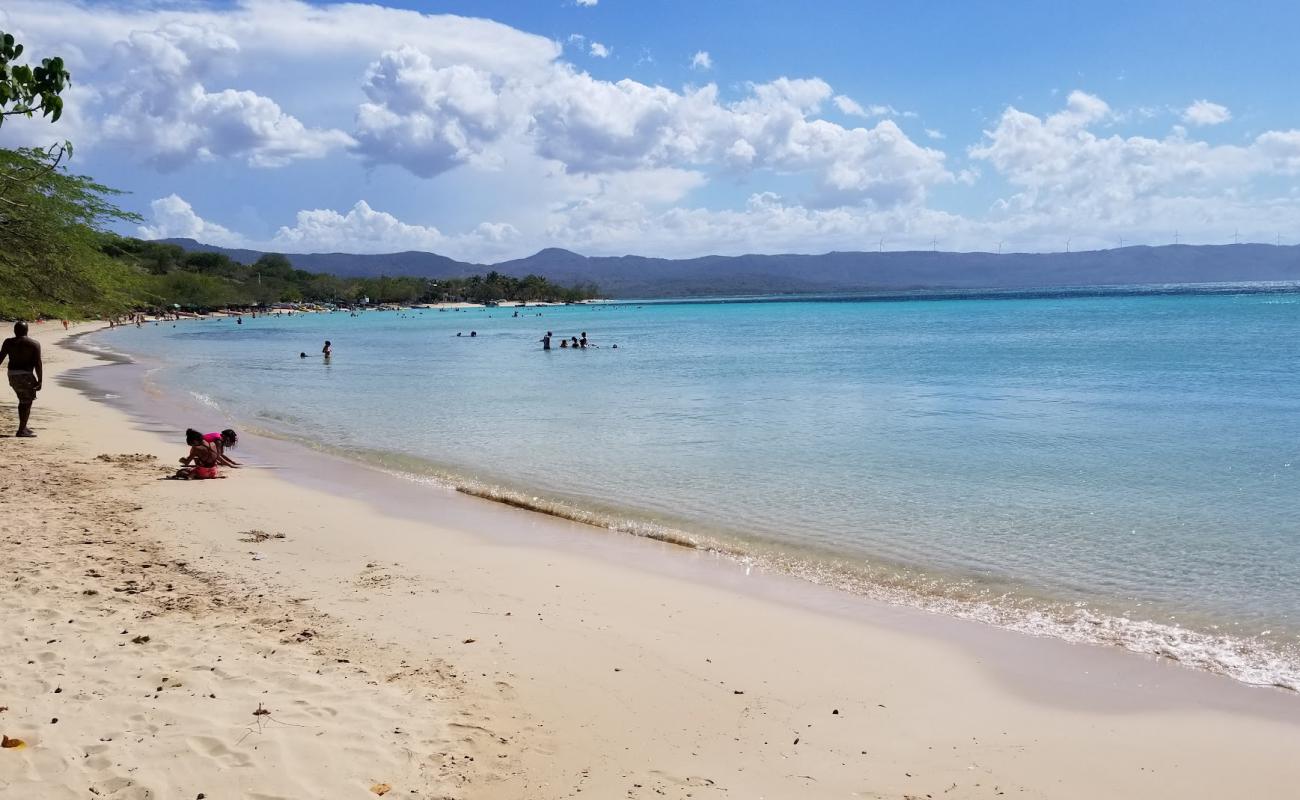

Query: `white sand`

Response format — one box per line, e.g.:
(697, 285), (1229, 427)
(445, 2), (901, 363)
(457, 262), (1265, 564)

(2, 321), (1298, 799)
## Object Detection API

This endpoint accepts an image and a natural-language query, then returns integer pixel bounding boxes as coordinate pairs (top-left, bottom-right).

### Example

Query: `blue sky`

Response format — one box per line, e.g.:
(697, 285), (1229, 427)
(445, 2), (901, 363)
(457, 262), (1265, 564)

(3, 0), (1300, 260)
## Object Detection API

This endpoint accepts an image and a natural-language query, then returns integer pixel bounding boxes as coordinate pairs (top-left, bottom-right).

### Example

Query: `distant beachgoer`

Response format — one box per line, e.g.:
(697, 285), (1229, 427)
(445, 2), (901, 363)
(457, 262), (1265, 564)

(204, 429), (241, 467)
(540, 331), (552, 350)
(560, 338), (568, 349)
(570, 336), (579, 348)
(612, 344), (618, 349)
(470, 331), (477, 337)
(0, 321), (42, 438)
(322, 340), (332, 358)
(174, 429), (222, 480)
(237, 317), (243, 325)
(580, 331), (588, 348)
(299, 352), (307, 358)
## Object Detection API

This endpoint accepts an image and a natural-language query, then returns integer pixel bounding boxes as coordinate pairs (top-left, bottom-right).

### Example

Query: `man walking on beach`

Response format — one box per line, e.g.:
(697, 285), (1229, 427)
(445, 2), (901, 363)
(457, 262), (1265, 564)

(0, 322), (43, 438)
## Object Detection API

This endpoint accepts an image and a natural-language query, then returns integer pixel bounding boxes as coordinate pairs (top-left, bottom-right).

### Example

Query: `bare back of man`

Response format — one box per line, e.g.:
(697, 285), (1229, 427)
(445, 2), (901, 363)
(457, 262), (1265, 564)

(0, 321), (44, 437)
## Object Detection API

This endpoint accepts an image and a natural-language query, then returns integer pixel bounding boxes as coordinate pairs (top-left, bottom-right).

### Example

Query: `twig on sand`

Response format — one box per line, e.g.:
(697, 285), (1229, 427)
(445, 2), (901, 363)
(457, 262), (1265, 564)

(235, 702), (308, 746)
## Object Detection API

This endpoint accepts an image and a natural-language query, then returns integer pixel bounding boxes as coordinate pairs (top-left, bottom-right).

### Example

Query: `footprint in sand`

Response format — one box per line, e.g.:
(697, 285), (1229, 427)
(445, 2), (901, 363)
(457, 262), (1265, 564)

(187, 735), (255, 768)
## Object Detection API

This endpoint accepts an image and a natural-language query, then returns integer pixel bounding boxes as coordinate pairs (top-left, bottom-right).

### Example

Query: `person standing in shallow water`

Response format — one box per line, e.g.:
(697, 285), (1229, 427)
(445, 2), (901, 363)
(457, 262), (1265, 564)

(322, 340), (332, 359)
(540, 331), (552, 350)
(0, 321), (42, 438)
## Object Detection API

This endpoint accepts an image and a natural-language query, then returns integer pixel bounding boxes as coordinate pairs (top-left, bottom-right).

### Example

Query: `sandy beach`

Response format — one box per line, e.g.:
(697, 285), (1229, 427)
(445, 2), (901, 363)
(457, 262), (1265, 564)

(1, 321), (1298, 799)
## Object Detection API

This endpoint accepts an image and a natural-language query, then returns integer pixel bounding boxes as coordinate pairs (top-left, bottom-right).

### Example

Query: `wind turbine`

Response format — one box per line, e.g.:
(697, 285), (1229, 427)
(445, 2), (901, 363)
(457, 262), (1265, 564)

(1118, 237), (1125, 249)
(931, 237), (938, 252)
(1066, 237), (1072, 253)
(878, 237), (884, 253)
(1234, 228), (1240, 245)
(1174, 230), (1180, 245)
(997, 240), (1004, 254)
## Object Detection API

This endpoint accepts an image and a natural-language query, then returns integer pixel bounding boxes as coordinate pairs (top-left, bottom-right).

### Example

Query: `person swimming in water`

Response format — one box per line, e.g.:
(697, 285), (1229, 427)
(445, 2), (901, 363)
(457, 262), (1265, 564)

(560, 338), (568, 349)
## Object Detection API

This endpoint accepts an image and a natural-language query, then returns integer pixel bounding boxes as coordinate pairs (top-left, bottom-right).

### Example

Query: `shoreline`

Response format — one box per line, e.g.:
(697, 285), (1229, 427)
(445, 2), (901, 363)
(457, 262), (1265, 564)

(2, 322), (1299, 798)
(82, 320), (1300, 694)
(69, 324), (1300, 710)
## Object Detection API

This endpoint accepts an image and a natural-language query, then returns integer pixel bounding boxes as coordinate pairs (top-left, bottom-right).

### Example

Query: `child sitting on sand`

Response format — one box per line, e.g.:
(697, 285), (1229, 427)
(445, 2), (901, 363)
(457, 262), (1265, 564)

(174, 428), (223, 480)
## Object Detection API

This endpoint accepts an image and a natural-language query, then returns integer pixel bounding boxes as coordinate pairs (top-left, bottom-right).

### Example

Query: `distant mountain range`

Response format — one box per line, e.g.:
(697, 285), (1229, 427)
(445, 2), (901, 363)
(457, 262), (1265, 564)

(158, 238), (1300, 298)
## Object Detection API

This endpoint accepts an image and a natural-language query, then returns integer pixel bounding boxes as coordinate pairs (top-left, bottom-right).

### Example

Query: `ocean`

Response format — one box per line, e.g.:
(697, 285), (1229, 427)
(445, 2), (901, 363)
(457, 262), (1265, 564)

(93, 284), (1300, 690)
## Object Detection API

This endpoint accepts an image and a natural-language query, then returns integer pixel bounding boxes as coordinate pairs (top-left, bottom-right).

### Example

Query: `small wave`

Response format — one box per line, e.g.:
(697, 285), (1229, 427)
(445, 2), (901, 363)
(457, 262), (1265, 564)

(189, 391), (222, 410)
(454, 483), (744, 553)
(438, 473), (1300, 692)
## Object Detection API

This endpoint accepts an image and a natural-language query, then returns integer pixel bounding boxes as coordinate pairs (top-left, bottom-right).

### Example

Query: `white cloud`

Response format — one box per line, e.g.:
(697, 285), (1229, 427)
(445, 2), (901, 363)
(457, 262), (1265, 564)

(589, 41), (611, 58)
(81, 23), (354, 169)
(14, 0), (1300, 260)
(4, 0), (557, 168)
(833, 95), (898, 118)
(137, 194), (241, 245)
(833, 95), (866, 117)
(968, 90), (1300, 245)
(576, 0), (599, 6)
(1182, 99), (1232, 126)
(272, 200), (449, 252)
(138, 196), (521, 259)
(352, 46), (513, 177)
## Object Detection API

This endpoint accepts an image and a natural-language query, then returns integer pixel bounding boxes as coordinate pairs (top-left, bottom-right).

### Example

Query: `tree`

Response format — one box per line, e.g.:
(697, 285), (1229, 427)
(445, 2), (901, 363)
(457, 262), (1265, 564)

(0, 30), (71, 127)
(0, 146), (142, 318)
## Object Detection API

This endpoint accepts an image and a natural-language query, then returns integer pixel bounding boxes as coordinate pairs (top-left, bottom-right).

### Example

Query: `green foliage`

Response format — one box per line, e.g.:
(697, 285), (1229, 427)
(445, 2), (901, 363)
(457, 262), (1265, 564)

(0, 30), (71, 127)
(0, 146), (143, 319)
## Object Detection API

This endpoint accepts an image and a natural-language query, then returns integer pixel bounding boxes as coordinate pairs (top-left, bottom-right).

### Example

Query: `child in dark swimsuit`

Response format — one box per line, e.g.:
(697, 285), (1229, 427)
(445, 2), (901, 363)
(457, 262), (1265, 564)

(175, 428), (222, 479)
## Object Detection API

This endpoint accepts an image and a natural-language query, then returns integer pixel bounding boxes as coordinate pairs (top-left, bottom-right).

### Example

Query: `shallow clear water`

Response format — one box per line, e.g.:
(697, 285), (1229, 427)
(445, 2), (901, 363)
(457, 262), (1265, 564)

(98, 286), (1300, 689)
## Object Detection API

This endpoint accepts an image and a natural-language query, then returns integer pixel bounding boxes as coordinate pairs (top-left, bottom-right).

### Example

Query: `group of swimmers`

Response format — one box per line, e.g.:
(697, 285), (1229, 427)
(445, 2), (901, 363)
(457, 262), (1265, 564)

(539, 331), (612, 350)
(174, 428), (239, 480)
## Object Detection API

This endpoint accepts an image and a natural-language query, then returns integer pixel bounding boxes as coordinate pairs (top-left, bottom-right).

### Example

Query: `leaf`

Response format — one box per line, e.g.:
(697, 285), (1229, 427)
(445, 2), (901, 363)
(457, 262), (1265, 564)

(370, 784), (392, 796)
(1, 735), (26, 749)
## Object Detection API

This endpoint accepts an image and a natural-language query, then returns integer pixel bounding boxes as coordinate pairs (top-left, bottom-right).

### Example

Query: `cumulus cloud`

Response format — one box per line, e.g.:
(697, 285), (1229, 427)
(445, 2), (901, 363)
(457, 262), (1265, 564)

(353, 51), (950, 206)
(4, 0), (557, 167)
(137, 194), (242, 245)
(352, 46), (513, 177)
(576, 0), (598, 6)
(968, 90), (1300, 244)
(589, 41), (611, 58)
(138, 196), (520, 258)
(832, 95), (898, 118)
(1182, 99), (1232, 126)
(16, 0), (1300, 259)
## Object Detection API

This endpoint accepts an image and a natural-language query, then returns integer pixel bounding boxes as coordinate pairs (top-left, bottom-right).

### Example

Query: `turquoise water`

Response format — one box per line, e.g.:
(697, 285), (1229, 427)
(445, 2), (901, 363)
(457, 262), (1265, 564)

(96, 286), (1300, 689)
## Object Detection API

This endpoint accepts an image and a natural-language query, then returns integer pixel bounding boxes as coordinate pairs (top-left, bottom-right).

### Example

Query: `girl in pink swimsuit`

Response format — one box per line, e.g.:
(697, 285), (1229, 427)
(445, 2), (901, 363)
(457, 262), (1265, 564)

(203, 429), (241, 467)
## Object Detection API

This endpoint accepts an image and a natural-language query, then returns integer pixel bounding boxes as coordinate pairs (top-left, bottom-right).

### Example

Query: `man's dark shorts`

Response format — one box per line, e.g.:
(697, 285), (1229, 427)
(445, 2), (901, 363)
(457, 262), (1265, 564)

(7, 371), (38, 403)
